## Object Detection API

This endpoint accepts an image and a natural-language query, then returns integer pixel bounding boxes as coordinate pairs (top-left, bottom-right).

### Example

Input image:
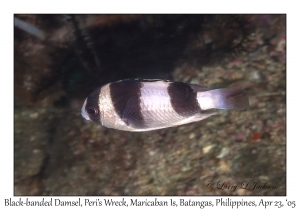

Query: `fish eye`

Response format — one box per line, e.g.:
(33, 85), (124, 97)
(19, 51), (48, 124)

(87, 108), (99, 116)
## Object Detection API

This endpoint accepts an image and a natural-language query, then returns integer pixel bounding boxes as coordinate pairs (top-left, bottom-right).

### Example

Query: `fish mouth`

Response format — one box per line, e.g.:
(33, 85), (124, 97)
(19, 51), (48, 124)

(81, 98), (90, 121)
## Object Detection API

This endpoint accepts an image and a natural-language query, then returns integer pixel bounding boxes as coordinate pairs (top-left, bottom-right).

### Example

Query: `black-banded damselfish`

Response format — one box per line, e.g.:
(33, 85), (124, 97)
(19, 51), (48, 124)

(81, 79), (249, 132)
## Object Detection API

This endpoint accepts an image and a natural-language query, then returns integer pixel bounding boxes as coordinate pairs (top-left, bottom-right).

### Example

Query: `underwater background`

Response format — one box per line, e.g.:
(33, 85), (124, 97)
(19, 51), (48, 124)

(14, 14), (286, 195)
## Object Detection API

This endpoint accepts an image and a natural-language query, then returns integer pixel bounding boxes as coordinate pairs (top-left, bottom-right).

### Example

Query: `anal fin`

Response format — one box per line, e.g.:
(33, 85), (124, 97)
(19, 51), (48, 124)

(174, 111), (217, 126)
(189, 111), (217, 123)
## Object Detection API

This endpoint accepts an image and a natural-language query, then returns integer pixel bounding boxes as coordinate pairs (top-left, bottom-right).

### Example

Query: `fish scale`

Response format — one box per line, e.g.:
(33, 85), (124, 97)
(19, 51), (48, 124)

(140, 81), (185, 128)
(81, 79), (249, 132)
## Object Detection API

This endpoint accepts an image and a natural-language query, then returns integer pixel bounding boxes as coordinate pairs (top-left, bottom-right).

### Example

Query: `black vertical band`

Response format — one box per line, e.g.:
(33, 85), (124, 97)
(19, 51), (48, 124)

(109, 80), (145, 128)
(167, 82), (201, 116)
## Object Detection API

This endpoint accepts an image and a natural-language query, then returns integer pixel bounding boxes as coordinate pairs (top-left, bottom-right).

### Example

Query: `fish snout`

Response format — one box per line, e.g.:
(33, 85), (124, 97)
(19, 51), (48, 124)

(81, 98), (90, 121)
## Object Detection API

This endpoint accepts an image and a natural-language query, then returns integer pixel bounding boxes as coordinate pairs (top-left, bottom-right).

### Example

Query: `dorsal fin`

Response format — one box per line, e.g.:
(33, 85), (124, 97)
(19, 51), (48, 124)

(189, 84), (209, 92)
(118, 78), (171, 83)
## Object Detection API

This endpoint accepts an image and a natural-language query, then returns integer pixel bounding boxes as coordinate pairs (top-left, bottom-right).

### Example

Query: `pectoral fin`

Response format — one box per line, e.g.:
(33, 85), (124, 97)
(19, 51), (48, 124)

(121, 96), (145, 128)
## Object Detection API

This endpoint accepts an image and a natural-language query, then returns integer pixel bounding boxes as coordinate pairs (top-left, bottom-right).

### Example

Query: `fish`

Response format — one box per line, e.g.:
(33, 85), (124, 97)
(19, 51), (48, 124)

(81, 79), (249, 132)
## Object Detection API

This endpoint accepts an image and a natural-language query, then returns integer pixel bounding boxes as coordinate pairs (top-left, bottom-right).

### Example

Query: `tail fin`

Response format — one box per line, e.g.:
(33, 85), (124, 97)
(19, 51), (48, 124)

(197, 88), (249, 111)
